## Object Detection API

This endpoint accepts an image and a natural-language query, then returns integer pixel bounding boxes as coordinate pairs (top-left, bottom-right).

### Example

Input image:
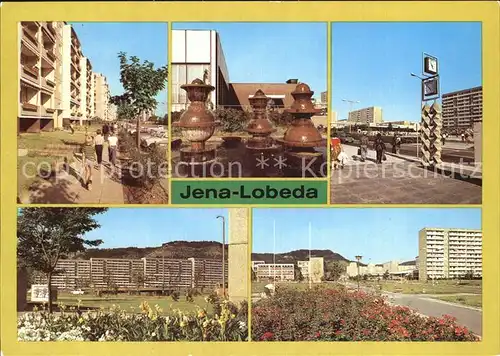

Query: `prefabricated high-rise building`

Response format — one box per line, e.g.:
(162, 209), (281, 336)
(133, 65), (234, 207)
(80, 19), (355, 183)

(418, 228), (482, 281)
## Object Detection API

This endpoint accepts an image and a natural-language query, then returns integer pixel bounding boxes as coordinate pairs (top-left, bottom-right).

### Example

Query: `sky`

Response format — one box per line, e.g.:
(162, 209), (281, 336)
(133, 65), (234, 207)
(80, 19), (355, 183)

(174, 22), (327, 96)
(70, 22), (168, 116)
(83, 208), (228, 248)
(332, 22), (482, 122)
(252, 208), (482, 263)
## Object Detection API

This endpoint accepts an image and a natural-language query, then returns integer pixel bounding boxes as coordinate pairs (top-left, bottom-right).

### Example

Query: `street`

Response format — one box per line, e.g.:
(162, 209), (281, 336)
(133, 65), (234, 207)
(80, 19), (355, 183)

(331, 145), (481, 204)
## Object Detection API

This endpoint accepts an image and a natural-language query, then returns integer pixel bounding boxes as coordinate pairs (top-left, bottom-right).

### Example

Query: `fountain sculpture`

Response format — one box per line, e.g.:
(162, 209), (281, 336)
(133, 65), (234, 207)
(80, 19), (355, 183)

(173, 79), (218, 171)
(282, 83), (325, 176)
(246, 89), (276, 149)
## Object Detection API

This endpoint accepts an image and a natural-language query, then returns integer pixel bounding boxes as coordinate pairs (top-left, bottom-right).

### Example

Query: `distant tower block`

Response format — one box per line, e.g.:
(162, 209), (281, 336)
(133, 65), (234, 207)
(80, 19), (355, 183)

(420, 102), (443, 166)
(228, 208), (249, 303)
(309, 257), (325, 283)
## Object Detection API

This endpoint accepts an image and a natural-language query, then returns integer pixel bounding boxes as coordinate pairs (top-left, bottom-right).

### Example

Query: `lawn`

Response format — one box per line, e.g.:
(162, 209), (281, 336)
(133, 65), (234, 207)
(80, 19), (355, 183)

(431, 294), (482, 308)
(360, 280), (482, 295)
(252, 281), (337, 293)
(30, 292), (214, 314)
(18, 126), (102, 197)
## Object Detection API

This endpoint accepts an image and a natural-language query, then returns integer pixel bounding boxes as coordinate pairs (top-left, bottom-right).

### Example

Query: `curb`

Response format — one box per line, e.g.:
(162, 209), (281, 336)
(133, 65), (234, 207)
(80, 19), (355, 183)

(384, 152), (483, 183)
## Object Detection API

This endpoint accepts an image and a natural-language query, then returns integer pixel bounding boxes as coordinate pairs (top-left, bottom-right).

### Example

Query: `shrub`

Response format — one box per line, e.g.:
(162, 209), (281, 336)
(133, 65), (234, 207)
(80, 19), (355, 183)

(171, 291), (180, 302)
(252, 286), (478, 341)
(267, 110), (293, 127)
(213, 108), (251, 133)
(18, 300), (248, 342)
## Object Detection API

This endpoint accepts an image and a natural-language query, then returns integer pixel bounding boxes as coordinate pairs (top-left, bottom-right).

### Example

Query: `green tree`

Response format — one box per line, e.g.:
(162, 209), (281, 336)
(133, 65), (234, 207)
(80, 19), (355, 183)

(116, 102), (136, 121)
(324, 260), (345, 281)
(111, 52), (168, 147)
(294, 264), (304, 282)
(17, 208), (107, 313)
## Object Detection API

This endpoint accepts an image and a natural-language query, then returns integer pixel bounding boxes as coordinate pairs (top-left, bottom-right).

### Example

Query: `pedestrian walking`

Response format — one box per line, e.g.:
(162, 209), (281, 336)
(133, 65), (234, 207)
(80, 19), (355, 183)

(374, 133), (386, 164)
(107, 131), (118, 166)
(392, 133), (401, 154)
(69, 122), (75, 135)
(359, 133), (369, 162)
(94, 129), (104, 167)
(103, 123), (110, 140)
(80, 134), (95, 190)
(113, 122), (118, 133)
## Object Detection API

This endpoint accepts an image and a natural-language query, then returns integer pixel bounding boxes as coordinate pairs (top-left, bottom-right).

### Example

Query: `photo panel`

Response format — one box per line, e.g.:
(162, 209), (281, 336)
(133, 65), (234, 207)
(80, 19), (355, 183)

(17, 22), (168, 205)
(17, 207), (250, 341)
(330, 22), (482, 204)
(170, 22), (328, 179)
(251, 207), (482, 341)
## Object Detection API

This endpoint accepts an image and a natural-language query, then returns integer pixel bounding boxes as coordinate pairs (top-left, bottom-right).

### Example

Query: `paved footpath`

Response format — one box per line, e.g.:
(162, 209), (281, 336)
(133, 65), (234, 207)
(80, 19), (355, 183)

(331, 145), (481, 204)
(27, 143), (125, 204)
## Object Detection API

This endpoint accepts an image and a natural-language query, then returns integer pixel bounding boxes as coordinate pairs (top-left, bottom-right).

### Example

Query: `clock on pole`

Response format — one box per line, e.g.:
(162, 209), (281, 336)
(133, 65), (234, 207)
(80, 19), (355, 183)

(423, 55), (438, 76)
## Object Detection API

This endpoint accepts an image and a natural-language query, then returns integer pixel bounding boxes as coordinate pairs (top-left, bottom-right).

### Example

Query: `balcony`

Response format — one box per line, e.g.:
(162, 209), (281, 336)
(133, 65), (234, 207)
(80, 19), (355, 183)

(21, 65), (39, 84)
(41, 24), (56, 44)
(22, 31), (39, 54)
(40, 106), (56, 117)
(21, 102), (39, 116)
(45, 47), (56, 62)
(40, 77), (56, 93)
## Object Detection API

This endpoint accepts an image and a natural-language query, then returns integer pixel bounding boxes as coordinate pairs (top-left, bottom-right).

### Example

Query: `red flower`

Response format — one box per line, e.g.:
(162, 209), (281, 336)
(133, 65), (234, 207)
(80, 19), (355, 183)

(335, 330), (342, 336)
(316, 332), (321, 338)
(260, 332), (274, 341)
(340, 319), (345, 325)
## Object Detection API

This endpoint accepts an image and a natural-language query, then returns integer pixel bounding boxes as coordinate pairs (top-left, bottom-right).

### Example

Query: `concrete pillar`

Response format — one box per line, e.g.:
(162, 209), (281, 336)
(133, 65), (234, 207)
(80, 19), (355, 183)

(473, 121), (482, 164)
(228, 208), (249, 303)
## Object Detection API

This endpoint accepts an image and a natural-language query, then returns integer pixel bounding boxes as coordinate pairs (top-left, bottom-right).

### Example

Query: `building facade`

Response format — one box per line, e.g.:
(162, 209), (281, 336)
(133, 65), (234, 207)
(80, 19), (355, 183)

(297, 257), (325, 282)
(94, 73), (111, 121)
(33, 257), (229, 290)
(171, 29), (326, 113)
(346, 260), (416, 278)
(18, 22), (112, 133)
(348, 106), (383, 125)
(418, 228), (482, 281)
(255, 263), (294, 282)
(19, 22), (63, 132)
(442, 86), (483, 131)
(171, 29), (230, 112)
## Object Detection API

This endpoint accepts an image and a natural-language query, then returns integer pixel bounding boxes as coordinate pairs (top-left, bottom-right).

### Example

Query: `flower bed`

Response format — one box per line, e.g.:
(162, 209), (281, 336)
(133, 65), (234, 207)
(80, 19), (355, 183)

(252, 285), (478, 341)
(18, 299), (248, 341)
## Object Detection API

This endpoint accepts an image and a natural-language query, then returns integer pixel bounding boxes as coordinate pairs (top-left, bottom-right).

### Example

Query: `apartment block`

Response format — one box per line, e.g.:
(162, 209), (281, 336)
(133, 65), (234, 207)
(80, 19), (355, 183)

(19, 22), (111, 133)
(418, 228), (482, 281)
(348, 106), (383, 124)
(80, 57), (94, 121)
(18, 22), (63, 132)
(251, 260), (266, 272)
(346, 260), (416, 278)
(255, 263), (294, 282)
(61, 24), (86, 126)
(33, 257), (228, 290)
(442, 86), (483, 130)
(94, 73), (111, 121)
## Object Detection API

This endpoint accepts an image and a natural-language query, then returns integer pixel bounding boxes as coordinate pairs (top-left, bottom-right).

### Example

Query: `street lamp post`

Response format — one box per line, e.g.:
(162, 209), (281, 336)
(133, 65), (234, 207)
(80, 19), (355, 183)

(342, 99), (360, 133)
(355, 255), (363, 291)
(216, 216), (226, 299)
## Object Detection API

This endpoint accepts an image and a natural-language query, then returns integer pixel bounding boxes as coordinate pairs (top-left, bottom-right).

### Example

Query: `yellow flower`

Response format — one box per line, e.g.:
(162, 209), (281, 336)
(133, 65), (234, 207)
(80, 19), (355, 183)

(231, 314), (236, 319)
(139, 301), (150, 314)
(180, 321), (187, 328)
(78, 317), (84, 324)
(197, 310), (206, 318)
